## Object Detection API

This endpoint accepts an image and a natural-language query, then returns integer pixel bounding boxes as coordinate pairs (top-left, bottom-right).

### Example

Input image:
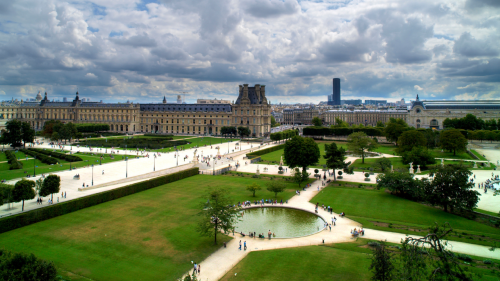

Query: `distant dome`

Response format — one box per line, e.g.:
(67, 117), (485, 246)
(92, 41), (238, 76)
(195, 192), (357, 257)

(36, 91), (42, 101)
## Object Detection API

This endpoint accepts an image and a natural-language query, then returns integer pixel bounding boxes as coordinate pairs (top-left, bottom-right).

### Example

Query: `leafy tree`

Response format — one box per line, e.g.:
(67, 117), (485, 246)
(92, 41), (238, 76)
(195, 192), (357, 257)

(333, 117), (349, 127)
(401, 146), (436, 169)
(384, 118), (409, 145)
(376, 121), (385, 128)
(427, 165), (479, 212)
(40, 175), (61, 201)
(58, 123), (78, 144)
(374, 157), (391, 172)
(291, 168), (309, 189)
(12, 179), (36, 211)
(34, 178), (43, 198)
(267, 181), (286, 198)
(221, 126), (237, 137)
(197, 188), (240, 245)
(369, 242), (394, 281)
(323, 143), (347, 181)
(0, 249), (58, 281)
(376, 171), (427, 200)
(396, 130), (426, 154)
(50, 132), (60, 142)
(312, 117), (322, 127)
(41, 120), (63, 138)
(440, 129), (467, 156)
(347, 132), (378, 164)
(284, 135), (320, 171)
(237, 126), (251, 139)
(3, 120), (23, 147)
(246, 183), (261, 197)
(484, 119), (497, 130)
(443, 114), (484, 130)
(421, 129), (439, 149)
(0, 183), (14, 207)
(21, 122), (35, 148)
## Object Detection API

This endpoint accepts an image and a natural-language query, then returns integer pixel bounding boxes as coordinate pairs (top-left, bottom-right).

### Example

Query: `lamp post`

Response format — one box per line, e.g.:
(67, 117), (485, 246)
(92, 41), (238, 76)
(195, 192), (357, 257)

(176, 149), (178, 166)
(33, 155), (36, 177)
(154, 154), (156, 171)
(91, 164), (94, 186)
(125, 157), (128, 178)
(213, 157), (215, 176)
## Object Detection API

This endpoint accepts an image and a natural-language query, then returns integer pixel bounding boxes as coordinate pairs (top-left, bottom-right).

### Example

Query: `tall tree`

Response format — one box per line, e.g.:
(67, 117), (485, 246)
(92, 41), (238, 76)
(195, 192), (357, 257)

(376, 171), (427, 200)
(284, 135), (320, 171)
(369, 242), (394, 281)
(4, 120), (23, 147)
(312, 116), (322, 127)
(396, 130), (426, 154)
(440, 129), (467, 156)
(12, 179), (36, 211)
(291, 168), (310, 189)
(374, 157), (391, 172)
(384, 118), (409, 145)
(237, 126), (251, 139)
(347, 132), (378, 164)
(40, 175), (61, 201)
(270, 115), (279, 127)
(427, 165), (479, 212)
(0, 183), (14, 207)
(197, 188), (240, 245)
(333, 117), (349, 127)
(21, 122), (35, 148)
(401, 146), (436, 169)
(323, 143), (347, 181)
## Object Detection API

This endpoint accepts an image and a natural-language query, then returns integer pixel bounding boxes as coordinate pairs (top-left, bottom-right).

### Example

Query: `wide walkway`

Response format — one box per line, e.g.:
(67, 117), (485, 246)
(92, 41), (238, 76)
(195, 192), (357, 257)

(190, 174), (500, 281)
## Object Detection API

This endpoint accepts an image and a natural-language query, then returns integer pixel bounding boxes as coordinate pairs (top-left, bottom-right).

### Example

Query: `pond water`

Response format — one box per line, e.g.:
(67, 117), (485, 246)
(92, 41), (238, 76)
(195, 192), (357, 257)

(234, 207), (325, 238)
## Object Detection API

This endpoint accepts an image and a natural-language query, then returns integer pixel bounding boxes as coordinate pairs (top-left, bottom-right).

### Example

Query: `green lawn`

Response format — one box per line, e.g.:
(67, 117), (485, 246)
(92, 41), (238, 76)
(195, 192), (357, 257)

(428, 148), (474, 160)
(221, 238), (500, 281)
(373, 144), (398, 155)
(220, 244), (372, 281)
(351, 157), (405, 172)
(0, 174), (307, 280)
(311, 186), (500, 247)
(0, 150), (126, 181)
(471, 150), (488, 161)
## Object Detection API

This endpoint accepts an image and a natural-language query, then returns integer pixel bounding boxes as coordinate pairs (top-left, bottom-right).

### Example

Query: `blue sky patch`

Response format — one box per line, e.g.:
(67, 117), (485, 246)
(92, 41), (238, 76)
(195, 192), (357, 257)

(92, 3), (107, 16)
(87, 26), (99, 33)
(136, 0), (159, 12)
(109, 31), (123, 37)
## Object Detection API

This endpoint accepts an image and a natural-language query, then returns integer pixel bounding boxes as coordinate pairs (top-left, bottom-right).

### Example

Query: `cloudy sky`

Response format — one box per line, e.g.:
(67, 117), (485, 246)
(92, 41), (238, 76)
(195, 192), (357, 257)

(0, 0), (499, 104)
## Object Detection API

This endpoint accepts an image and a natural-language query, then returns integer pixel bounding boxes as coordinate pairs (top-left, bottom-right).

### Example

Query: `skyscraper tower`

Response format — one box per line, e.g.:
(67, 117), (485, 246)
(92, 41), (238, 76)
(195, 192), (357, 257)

(332, 78), (341, 106)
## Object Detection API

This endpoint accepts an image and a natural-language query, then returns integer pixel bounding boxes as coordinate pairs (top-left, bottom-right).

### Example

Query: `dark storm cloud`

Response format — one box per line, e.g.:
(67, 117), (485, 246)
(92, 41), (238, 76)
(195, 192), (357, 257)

(318, 37), (378, 63)
(465, 0), (500, 9)
(243, 0), (299, 18)
(453, 32), (499, 57)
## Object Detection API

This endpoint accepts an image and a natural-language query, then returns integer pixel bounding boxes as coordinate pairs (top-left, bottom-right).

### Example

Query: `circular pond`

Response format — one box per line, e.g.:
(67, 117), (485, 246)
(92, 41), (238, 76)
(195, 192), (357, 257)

(234, 207), (325, 238)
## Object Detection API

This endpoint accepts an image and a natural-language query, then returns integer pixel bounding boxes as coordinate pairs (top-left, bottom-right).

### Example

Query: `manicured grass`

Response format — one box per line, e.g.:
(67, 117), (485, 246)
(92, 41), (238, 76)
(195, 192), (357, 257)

(351, 157), (405, 172)
(0, 150), (128, 181)
(220, 244), (372, 281)
(475, 208), (499, 217)
(258, 141), (348, 168)
(0, 174), (302, 280)
(311, 186), (500, 247)
(373, 145), (397, 155)
(471, 149), (488, 161)
(429, 148), (473, 160)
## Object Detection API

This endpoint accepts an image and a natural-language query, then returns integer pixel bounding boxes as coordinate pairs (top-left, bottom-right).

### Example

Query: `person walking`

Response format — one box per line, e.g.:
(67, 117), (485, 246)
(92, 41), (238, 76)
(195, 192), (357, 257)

(244, 241), (247, 251)
(198, 265), (200, 275)
(193, 263), (197, 275)
(239, 240), (242, 250)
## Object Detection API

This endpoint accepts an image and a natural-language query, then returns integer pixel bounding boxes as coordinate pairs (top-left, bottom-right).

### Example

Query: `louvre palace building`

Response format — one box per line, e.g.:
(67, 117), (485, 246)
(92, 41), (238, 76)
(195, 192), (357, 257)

(1, 84), (272, 137)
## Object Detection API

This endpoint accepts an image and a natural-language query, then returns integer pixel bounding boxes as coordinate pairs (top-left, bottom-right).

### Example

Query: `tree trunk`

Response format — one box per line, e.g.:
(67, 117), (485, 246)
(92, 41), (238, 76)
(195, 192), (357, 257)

(22, 200), (24, 211)
(51, 193), (53, 201)
(333, 169), (336, 181)
(362, 152), (365, 164)
(214, 220), (218, 245)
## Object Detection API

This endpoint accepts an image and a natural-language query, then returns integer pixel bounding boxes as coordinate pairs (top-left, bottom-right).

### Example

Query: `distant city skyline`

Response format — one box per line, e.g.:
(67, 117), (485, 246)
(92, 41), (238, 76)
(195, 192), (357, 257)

(0, 0), (498, 104)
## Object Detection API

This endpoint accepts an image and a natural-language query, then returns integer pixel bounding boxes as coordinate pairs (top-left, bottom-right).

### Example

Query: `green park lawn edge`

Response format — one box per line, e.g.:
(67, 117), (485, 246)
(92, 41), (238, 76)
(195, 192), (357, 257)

(471, 149), (488, 161)
(0, 149), (128, 181)
(0, 174), (313, 281)
(475, 208), (500, 217)
(311, 186), (500, 248)
(220, 238), (500, 281)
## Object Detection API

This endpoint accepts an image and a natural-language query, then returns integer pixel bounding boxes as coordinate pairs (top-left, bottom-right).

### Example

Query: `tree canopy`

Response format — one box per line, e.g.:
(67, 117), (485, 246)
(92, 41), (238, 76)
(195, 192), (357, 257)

(384, 118), (409, 145)
(237, 126), (251, 138)
(40, 175), (61, 201)
(312, 117), (322, 127)
(396, 130), (426, 154)
(197, 188), (240, 245)
(443, 114), (486, 130)
(246, 183), (261, 197)
(266, 181), (286, 198)
(0, 249), (58, 281)
(347, 131), (378, 164)
(283, 135), (320, 171)
(323, 143), (347, 180)
(3, 120), (34, 147)
(440, 129), (467, 156)
(12, 179), (36, 211)
(221, 126), (237, 137)
(270, 115), (279, 127)
(401, 146), (436, 169)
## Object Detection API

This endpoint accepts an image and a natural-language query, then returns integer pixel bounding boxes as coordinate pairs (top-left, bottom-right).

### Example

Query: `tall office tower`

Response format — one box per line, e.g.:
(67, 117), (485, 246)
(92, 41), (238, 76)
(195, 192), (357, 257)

(332, 78), (341, 106)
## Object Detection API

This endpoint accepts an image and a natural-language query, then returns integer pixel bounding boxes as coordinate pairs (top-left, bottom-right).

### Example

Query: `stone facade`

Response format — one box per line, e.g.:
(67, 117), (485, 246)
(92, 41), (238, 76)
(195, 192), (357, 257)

(8, 84), (272, 137)
(323, 109), (408, 126)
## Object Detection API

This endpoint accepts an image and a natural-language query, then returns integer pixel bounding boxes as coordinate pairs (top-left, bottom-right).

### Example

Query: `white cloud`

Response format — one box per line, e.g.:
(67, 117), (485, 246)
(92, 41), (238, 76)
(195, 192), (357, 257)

(0, 0), (498, 102)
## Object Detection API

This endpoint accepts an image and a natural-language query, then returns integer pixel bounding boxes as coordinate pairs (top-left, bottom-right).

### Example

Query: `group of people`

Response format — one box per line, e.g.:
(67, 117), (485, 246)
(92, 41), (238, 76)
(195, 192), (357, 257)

(351, 228), (365, 236)
(254, 199), (286, 206)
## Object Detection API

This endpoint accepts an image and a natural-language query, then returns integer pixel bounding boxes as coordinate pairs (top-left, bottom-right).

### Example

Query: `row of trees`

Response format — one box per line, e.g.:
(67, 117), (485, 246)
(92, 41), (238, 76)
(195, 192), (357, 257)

(220, 126), (251, 139)
(0, 120), (35, 147)
(1, 175), (61, 211)
(269, 129), (298, 143)
(41, 120), (78, 143)
(0, 249), (58, 280)
(443, 114), (499, 131)
(377, 165), (479, 213)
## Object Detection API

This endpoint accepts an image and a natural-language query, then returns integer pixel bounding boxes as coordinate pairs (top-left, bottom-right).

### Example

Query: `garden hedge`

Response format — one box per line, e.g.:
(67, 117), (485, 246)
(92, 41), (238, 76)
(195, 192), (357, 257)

(0, 167), (199, 234)
(78, 136), (187, 149)
(246, 144), (285, 158)
(28, 148), (82, 162)
(5, 151), (22, 170)
(19, 149), (58, 165)
(303, 126), (384, 136)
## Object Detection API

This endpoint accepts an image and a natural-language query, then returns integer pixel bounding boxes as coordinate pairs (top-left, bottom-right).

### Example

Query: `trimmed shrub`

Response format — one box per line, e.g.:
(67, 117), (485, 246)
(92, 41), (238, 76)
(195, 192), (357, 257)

(246, 144), (285, 158)
(483, 260), (492, 265)
(28, 148), (82, 162)
(20, 149), (58, 165)
(78, 136), (184, 149)
(457, 254), (472, 262)
(0, 168), (199, 234)
(5, 151), (23, 170)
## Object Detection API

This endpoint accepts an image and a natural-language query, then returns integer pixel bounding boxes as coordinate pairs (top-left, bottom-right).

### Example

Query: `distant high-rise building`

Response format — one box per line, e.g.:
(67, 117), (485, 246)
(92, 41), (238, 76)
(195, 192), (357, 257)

(63, 97), (68, 102)
(341, 99), (362, 105)
(332, 78), (341, 106)
(365, 99), (387, 106)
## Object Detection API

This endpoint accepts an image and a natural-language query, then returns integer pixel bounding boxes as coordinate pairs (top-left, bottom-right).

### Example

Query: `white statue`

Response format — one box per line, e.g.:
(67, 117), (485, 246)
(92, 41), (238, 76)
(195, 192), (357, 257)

(416, 165), (421, 173)
(409, 162), (414, 174)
